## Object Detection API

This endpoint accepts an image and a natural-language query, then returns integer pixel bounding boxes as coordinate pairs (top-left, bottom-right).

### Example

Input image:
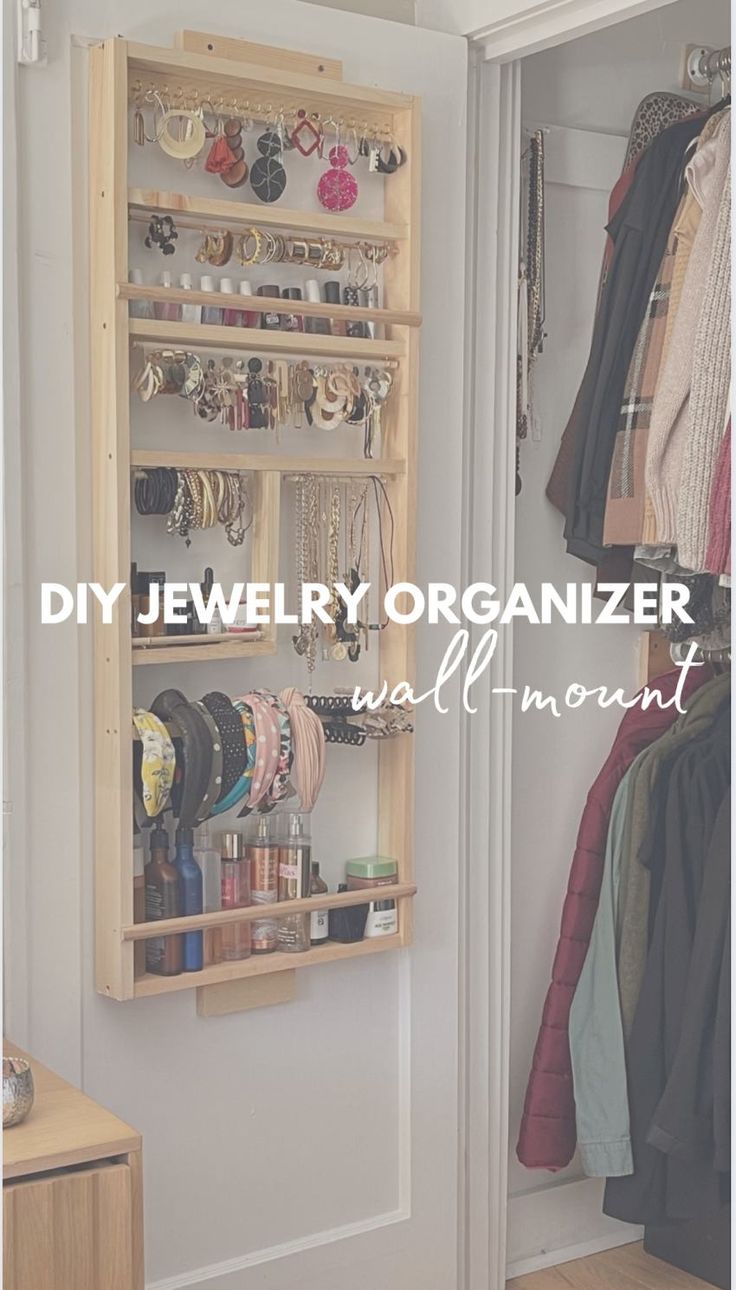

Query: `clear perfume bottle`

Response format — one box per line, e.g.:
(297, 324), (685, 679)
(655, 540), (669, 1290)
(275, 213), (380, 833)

(277, 813), (311, 953)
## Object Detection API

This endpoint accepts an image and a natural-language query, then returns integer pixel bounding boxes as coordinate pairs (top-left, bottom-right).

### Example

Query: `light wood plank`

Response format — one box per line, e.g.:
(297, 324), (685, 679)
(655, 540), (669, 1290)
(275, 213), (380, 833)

(134, 930), (405, 996)
(131, 450), (406, 476)
(131, 636), (277, 666)
(90, 39), (135, 1001)
(129, 317), (406, 360)
(120, 282), (421, 329)
(128, 1148), (145, 1290)
(97, 1165), (133, 1290)
(507, 1244), (713, 1290)
(197, 970), (297, 1016)
(123, 883), (417, 939)
(175, 30), (343, 80)
(126, 40), (412, 114)
(128, 187), (408, 242)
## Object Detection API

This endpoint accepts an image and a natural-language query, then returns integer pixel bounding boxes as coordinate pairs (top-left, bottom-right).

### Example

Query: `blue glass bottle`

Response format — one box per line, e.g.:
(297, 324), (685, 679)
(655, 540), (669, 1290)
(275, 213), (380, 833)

(173, 826), (203, 971)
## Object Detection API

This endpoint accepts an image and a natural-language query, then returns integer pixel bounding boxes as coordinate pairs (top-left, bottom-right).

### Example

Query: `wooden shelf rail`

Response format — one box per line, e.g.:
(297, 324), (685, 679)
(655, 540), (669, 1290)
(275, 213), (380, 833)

(130, 450), (406, 476)
(123, 883), (417, 939)
(129, 317), (406, 359)
(128, 187), (409, 243)
(121, 282), (421, 329)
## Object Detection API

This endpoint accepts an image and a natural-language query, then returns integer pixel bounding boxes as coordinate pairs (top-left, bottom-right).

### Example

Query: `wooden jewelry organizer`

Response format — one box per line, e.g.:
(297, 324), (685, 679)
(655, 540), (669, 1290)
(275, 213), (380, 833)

(90, 32), (420, 1009)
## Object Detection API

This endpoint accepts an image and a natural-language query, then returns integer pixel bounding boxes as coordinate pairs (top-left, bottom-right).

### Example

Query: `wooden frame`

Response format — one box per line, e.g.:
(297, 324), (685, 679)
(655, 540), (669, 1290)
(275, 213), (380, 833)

(90, 35), (420, 1005)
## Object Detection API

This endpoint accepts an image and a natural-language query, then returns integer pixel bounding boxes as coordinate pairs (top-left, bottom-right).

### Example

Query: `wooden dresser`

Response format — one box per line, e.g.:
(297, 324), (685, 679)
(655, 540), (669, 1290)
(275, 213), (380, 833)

(3, 1042), (143, 1290)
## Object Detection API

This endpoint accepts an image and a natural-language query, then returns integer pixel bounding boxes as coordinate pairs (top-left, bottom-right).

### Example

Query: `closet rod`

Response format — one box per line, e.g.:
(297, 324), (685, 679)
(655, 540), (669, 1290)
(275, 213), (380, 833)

(688, 44), (731, 85)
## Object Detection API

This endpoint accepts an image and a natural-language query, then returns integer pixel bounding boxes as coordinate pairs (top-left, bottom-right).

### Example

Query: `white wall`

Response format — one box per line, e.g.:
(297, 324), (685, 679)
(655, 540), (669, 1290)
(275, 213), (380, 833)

(301, 0), (416, 23)
(507, 0), (729, 1275)
(6, 5), (467, 1289)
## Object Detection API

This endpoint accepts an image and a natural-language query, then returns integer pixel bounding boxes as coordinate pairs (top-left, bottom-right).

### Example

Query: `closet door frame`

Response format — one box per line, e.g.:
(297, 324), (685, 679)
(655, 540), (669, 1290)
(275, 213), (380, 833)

(459, 2), (679, 1287)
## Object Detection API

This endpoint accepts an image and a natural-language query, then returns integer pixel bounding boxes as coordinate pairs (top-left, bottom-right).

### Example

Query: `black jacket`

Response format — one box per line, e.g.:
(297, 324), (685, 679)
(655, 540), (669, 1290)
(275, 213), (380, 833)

(603, 707), (730, 1225)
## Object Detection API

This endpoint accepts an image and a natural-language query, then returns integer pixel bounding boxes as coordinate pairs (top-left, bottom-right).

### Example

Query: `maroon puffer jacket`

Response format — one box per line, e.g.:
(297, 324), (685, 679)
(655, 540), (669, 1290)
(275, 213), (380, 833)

(516, 665), (710, 1170)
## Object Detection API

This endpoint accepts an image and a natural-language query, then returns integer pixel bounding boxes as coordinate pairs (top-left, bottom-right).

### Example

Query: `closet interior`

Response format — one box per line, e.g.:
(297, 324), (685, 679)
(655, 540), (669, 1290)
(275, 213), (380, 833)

(509, 1), (730, 1286)
(90, 34), (419, 1012)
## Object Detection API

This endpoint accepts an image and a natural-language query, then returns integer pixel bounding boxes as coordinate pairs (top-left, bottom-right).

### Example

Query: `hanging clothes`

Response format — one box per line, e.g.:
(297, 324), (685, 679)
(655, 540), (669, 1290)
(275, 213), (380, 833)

(705, 417), (731, 576)
(616, 672), (731, 1037)
(546, 93), (704, 521)
(563, 108), (722, 565)
(515, 665), (709, 1171)
(603, 709), (730, 1225)
(643, 115), (731, 554)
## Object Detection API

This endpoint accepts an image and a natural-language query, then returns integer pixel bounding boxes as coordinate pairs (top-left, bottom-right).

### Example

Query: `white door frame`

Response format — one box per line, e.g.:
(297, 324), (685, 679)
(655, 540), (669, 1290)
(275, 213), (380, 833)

(458, 1), (679, 1287)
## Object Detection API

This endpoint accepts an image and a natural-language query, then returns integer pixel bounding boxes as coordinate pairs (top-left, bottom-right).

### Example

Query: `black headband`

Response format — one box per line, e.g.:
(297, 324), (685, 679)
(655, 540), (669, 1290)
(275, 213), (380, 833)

(151, 688), (213, 829)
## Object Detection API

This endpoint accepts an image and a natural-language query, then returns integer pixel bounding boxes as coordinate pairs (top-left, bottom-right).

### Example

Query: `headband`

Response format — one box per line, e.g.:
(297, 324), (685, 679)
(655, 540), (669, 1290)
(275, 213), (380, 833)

(279, 687), (326, 813)
(210, 700), (256, 815)
(151, 688), (213, 828)
(236, 692), (282, 810)
(132, 708), (176, 818)
(200, 691), (246, 801)
(191, 700), (224, 823)
(238, 691), (293, 815)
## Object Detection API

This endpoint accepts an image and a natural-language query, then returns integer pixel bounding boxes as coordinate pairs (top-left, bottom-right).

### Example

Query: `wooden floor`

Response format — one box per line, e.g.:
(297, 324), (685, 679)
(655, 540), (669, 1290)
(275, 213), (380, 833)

(508, 1241), (713, 1289)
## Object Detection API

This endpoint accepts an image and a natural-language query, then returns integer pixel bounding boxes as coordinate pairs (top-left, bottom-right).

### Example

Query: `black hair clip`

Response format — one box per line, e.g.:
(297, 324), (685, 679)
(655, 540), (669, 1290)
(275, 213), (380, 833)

(145, 215), (178, 255)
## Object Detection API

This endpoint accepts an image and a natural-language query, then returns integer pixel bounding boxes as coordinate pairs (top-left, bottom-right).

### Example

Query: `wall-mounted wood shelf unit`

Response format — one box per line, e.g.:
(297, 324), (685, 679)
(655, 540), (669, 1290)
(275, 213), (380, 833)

(90, 33), (420, 1008)
(128, 187), (409, 243)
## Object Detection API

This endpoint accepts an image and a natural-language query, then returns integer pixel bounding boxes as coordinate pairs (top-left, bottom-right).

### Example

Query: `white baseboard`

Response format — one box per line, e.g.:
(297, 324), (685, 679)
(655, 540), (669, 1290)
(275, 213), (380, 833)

(507, 1230), (642, 1280)
(147, 1207), (409, 1290)
(506, 1175), (642, 1279)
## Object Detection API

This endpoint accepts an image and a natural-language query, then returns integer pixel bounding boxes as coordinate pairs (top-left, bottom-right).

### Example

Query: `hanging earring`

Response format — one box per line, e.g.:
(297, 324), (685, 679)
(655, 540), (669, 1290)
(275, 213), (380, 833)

(317, 133), (358, 212)
(250, 125), (287, 203)
(291, 108), (322, 156)
(133, 96), (145, 146)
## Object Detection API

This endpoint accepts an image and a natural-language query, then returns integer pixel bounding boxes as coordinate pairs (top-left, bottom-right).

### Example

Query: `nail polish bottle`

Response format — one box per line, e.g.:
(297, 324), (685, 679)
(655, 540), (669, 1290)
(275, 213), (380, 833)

(128, 268), (154, 320)
(179, 273), (202, 324)
(173, 826), (204, 972)
(220, 277), (243, 327)
(154, 270), (181, 323)
(344, 285), (367, 339)
(324, 280), (345, 337)
(238, 280), (258, 328)
(304, 279), (330, 335)
(200, 275), (223, 326)
(258, 284), (282, 331)
(282, 287), (304, 332)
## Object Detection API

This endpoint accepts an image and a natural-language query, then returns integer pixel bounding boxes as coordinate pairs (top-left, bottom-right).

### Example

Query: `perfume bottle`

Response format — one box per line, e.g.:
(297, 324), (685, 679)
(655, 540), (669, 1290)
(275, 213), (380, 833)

(248, 816), (279, 954)
(277, 813), (311, 953)
(200, 275), (223, 326)
(173, 826), (203, 972)
(133, 829), (147, 977)
(144, 824), (183, 976)
(220, 832), (251, 961)
(154, 270), (181, 323)
(195, 822), (222, 965)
